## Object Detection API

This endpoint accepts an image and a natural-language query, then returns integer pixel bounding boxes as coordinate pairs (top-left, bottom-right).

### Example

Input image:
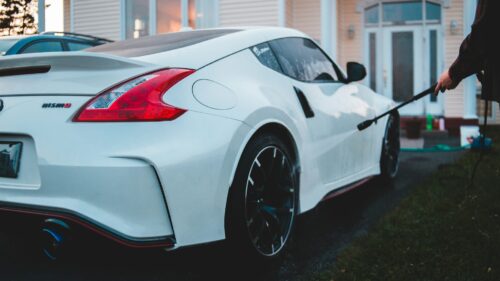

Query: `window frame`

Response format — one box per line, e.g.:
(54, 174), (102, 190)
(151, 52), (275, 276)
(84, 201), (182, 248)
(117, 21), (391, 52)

(251, 36), (347, 84)
(364, 1), (442, 26)
(123, 0), (151, 39)
(120, 0), (215, 40)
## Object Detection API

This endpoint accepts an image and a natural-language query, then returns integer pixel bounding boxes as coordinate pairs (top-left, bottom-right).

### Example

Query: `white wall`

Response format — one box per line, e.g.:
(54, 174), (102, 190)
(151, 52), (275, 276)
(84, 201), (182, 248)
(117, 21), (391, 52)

(45, 0), (64, 32)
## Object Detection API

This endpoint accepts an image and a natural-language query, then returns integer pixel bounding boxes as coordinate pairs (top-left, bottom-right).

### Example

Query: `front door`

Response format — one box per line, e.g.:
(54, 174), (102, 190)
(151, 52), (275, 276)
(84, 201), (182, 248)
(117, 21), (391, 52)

(364, 1), (444, 117)
(383, 26), (424, 116)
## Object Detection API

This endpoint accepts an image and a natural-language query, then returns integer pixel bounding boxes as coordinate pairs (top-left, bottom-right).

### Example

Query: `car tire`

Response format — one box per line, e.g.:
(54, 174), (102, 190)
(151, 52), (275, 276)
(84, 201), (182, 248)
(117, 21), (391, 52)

(380, 113), (400, 181)
(226, 133), (298, 263)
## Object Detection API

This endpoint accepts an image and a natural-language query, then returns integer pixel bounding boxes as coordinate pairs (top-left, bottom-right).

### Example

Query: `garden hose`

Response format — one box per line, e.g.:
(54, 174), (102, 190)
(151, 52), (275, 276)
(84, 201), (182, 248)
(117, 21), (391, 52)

(400, 144), (470, 153)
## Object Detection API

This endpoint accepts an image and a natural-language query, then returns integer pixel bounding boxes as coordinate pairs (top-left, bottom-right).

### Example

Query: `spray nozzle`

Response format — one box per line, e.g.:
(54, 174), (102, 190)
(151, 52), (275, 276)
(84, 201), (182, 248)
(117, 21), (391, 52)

(357, 119), (374, 131)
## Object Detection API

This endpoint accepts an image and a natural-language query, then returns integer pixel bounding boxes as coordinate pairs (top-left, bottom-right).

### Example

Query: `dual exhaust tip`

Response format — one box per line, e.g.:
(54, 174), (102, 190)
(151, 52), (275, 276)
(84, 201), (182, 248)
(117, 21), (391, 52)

(40, 218), (71, 261)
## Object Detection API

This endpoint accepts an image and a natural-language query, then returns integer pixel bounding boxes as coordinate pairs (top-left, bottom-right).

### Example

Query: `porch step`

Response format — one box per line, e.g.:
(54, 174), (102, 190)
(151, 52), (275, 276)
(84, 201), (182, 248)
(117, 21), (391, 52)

(400, 130), (461, 149)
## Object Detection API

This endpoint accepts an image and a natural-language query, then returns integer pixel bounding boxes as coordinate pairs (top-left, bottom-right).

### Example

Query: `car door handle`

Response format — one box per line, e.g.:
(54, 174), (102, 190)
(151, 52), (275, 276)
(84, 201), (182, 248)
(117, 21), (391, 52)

(293, 87), (315, 118)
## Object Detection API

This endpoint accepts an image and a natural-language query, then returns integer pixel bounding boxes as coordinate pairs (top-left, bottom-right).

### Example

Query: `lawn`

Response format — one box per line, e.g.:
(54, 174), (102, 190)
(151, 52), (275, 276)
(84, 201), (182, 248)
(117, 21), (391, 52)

(311, 126), (500, 281)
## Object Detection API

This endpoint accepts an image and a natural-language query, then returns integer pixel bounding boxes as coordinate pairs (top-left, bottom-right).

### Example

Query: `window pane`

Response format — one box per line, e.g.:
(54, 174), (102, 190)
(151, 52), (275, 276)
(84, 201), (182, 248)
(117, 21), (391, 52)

(126, 0), (150, 39)
(369, 33), (377, 91)
(365, 4), (379, 24)
(383, 2), (422, 23)
(67, 42), (93, 51)
(193, 0), (217, 28)
(269, 38), (338, 82)
(429, 30), (438, 102)
(392, 32), (414, 102)
(157, 0), (181, 34)
(426, 1), (441, 21)
(251, 43), (282, 73)
(22, 41), (64, 54)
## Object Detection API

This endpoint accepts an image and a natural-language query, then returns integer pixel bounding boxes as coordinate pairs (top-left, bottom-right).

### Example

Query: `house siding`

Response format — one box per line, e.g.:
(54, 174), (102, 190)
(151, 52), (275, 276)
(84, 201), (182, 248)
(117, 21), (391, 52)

(285, 0), (293, 27)
(290, 0), (321, 41)
(218, 0), (279, 27)
(443, 0), (465, 118)
(63, 0), (71, 32)
(72, 0), (121, 41)
(337, 0), (363, 67)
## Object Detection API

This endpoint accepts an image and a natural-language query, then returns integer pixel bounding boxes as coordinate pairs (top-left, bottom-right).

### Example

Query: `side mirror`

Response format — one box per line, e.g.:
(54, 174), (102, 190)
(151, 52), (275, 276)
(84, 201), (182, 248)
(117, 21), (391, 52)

(346, 62), (366, 83)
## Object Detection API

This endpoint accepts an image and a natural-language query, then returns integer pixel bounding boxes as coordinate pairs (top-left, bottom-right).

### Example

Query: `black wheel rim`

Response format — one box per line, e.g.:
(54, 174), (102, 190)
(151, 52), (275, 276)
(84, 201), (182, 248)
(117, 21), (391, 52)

(384, 115), (400, 177)
(244, 146), (296, 256)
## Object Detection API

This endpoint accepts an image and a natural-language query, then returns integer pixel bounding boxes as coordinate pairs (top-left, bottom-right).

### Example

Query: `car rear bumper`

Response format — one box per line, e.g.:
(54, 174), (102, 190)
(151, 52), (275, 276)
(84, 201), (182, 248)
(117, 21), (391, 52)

(0, 95), (252, 248)
(0, 202), (176, 248)
(0, 151), (175, 244)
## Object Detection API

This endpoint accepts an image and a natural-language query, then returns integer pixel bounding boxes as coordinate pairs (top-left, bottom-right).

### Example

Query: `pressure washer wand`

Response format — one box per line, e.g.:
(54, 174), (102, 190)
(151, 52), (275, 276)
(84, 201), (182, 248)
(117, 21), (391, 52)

(357, 84), (438, 131)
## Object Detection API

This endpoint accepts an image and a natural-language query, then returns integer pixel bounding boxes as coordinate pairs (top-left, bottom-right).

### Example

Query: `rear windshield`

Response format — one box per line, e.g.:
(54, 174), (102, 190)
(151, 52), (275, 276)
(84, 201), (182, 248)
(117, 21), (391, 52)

(0, 39), (20, 55)
(87, 29), (242, 57)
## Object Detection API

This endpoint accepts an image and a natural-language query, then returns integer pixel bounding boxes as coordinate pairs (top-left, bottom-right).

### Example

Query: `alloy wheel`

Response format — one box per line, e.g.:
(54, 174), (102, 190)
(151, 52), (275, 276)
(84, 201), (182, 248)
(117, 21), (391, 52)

(244, 146), (296, 257)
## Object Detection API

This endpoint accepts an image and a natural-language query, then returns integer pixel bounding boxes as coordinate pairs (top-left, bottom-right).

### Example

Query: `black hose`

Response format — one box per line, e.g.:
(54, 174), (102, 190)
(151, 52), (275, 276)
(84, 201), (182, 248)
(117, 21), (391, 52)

(468, 98), (489, 188)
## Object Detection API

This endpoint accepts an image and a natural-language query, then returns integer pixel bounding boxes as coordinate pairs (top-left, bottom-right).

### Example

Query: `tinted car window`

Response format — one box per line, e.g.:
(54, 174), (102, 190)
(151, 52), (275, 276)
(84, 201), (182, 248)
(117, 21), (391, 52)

(269, 37), (338, 82)
(67, 41), (93, 51)
(251, 42), (282, 73)
(21, 41), (64, 54)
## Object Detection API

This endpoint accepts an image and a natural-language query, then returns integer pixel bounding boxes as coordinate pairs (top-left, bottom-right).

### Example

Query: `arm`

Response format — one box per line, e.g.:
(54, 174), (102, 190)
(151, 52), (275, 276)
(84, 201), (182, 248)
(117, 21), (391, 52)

(435, 0), (490, 94)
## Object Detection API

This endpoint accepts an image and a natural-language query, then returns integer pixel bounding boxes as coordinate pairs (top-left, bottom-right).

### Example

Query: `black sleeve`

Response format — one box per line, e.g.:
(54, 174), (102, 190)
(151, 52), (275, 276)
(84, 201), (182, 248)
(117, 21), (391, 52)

(448, 0), (491, 83)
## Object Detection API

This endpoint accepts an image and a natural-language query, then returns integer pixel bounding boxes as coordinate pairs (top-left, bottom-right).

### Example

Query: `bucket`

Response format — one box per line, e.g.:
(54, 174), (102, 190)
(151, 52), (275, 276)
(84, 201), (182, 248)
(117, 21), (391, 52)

(460, 126), (480, 147)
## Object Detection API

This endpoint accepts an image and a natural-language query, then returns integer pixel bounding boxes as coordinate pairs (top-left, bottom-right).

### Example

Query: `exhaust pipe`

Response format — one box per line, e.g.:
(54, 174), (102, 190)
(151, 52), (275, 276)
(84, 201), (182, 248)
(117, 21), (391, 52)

(40, 218), (71, 260)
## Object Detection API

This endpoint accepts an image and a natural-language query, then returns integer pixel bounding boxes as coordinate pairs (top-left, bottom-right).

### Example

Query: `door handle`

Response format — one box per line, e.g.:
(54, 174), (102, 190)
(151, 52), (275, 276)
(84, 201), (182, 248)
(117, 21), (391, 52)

(293, 87), (315, 118)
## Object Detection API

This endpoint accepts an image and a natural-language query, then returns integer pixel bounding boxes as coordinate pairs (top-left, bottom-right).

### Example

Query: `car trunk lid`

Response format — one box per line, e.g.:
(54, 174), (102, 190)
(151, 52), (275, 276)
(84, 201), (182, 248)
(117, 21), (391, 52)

(0, 52), (160, 96)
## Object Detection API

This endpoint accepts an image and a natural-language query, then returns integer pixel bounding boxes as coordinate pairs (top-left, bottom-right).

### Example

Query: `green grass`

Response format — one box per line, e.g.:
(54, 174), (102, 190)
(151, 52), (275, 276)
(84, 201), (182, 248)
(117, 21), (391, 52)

(311, 126), (500, 281)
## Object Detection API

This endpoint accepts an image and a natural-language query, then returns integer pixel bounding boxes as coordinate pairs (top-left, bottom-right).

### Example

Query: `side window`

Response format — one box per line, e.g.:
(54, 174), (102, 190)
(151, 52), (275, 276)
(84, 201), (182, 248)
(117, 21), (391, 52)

(67, 41), (93, 51)
(269, 37), (338, 82)
(21, 41), (64, 54)
(251, 42), (282, 73)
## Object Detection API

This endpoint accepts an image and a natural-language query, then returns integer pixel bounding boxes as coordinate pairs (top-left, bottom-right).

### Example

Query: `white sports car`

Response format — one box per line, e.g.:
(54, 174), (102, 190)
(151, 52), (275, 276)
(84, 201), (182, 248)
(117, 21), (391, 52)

(0, 27), (399, 260)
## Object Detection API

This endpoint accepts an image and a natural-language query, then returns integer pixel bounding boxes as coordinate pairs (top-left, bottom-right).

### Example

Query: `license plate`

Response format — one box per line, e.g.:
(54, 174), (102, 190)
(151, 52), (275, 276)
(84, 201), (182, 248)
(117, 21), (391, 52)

(0, 142), (22, 178)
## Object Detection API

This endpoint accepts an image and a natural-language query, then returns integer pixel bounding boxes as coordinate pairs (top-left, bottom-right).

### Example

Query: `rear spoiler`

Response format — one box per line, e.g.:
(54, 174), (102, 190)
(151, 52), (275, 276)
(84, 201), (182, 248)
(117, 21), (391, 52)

(0, 52), (155, 73)
(0, 52), (161, 96)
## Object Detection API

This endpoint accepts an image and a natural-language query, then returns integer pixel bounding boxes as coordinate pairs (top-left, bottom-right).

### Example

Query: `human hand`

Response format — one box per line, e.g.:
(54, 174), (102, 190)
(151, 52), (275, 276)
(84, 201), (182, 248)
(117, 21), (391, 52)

(434, 69), (459, 95)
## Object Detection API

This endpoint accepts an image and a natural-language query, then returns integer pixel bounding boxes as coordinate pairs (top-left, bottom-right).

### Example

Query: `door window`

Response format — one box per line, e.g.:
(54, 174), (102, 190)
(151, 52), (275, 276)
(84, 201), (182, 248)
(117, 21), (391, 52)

(268, 37), (338, 82)
(368, 33), (377, 91)
(391, 31), (414, 102)
(383, 1), (422, 23)
(21, 41), (64, 54)
(365, 4), (379, 25)
(67, 41), (93, 51)
(365, 1), (442, 26)
(429, 30), (438, 102)
(426, 2), (442, 22)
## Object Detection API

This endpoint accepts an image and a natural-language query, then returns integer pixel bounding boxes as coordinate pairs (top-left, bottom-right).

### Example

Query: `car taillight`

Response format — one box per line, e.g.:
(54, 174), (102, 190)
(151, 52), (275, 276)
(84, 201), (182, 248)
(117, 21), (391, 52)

(73, 68), (194, 122)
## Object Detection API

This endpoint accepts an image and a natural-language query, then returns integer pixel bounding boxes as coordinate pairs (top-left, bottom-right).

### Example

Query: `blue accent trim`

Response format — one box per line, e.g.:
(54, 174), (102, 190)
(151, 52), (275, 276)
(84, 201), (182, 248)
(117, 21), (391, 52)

(42, 228), (62, 243)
